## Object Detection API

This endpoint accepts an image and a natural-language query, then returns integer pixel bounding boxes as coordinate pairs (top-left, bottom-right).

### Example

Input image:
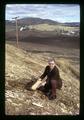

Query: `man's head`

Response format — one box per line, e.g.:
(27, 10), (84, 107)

(48, 59), (55, 69)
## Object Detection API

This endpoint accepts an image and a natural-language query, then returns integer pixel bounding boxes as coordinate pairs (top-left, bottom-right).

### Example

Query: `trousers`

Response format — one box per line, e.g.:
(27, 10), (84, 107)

(44, 79), (57, 96)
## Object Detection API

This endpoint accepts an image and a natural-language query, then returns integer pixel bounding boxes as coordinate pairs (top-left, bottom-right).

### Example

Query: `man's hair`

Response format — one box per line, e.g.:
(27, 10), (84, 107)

(48, 58), (56, 64)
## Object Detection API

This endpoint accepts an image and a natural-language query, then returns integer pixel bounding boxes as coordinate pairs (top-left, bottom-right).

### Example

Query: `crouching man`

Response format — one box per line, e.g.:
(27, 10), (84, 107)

(39, 59), (62, 100)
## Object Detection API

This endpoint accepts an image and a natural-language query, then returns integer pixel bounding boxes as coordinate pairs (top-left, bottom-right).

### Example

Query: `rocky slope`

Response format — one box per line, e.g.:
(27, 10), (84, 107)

(5, 44), (80, 115)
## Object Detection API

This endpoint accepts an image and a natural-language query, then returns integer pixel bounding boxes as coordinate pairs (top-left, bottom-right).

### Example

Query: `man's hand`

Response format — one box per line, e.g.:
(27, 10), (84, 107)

(37, 78), (42, 81)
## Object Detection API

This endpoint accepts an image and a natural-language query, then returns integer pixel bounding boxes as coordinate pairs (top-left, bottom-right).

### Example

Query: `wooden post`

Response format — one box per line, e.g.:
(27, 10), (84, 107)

(12, 17), (19, 48)
(15, 18), (19, 48)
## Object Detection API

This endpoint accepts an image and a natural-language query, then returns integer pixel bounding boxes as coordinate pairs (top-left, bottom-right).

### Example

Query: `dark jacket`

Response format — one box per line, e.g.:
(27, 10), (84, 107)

(40, 65), (62, 89)
(40, 65), (60, 80)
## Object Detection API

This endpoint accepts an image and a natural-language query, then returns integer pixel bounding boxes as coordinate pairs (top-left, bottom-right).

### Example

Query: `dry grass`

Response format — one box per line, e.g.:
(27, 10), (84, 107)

(56, 58), (80, 79)
(5, 44), (80, 115)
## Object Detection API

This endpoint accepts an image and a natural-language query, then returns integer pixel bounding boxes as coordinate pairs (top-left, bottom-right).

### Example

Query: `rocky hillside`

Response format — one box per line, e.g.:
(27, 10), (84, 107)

(5, 44), (80, 115)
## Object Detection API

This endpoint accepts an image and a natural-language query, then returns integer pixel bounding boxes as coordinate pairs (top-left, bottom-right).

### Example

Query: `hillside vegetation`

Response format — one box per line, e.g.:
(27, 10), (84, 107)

(5, 44), (80, 115)
(29, 24), (79, 32)
(6, 23), (79, 32)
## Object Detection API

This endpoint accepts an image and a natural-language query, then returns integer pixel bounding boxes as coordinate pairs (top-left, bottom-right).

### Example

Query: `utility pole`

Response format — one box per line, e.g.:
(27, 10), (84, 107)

(12, 16), (19, 48)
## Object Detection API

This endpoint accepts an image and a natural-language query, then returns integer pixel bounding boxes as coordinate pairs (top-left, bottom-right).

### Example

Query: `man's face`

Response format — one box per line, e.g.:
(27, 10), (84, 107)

(49, 61), (55, 69)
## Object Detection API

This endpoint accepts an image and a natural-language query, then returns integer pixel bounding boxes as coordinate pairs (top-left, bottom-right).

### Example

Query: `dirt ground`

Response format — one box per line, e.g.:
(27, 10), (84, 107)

(6, 30), (80, 49)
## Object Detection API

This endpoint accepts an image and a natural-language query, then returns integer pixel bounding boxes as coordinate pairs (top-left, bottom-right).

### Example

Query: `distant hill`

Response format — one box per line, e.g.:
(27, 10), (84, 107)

(6, 17), (63, 26)
(6, 20), (15, 25)
(6, 17), (80, 27)
(64, 22), (80, 27)
(18, 17), (61, 25)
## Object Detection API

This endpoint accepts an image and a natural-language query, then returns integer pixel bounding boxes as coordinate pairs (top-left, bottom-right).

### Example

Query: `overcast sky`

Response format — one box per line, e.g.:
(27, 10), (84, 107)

(5, 4), (80, 23)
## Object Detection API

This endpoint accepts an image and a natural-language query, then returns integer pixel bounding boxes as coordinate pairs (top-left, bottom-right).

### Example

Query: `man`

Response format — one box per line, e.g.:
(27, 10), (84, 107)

(39, 59), (62, 100)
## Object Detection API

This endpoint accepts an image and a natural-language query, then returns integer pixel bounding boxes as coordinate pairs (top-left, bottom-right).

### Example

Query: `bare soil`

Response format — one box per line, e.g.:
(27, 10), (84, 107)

(6, 30), (80, 49)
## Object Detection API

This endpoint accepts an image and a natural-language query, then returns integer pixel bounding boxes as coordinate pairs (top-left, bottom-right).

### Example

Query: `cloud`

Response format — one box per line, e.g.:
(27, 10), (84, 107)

(5, 4), (80, 23)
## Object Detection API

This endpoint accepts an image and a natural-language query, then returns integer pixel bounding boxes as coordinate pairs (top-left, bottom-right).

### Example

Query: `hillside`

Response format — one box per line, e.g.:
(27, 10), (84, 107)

(5, 44), (80, 115)
(6, 17), (61, 26)
(6, 17), (80, 27)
